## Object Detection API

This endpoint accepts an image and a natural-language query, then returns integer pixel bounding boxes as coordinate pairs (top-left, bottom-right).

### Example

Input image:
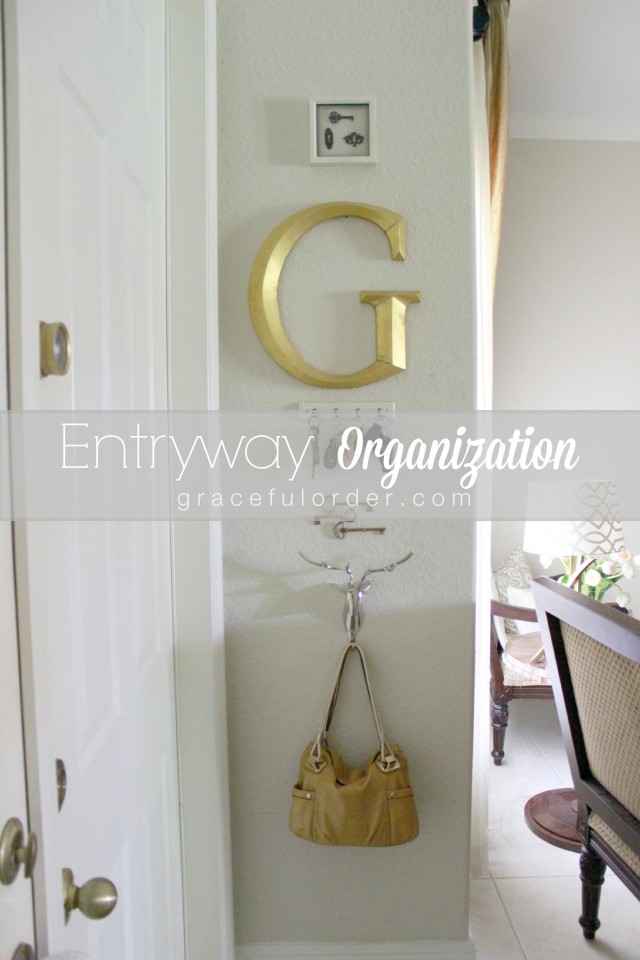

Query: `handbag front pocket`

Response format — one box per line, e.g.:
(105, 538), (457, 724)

(387, 787), (419, 845)
(289, 787), (316, 840)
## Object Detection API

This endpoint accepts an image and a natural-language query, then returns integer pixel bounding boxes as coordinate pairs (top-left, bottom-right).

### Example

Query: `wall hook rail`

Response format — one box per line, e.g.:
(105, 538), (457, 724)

(299, 551), (413, 641)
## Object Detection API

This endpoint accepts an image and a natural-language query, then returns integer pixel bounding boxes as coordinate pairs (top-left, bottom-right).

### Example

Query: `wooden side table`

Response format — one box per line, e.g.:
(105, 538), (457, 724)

(524, 787), (581, 853)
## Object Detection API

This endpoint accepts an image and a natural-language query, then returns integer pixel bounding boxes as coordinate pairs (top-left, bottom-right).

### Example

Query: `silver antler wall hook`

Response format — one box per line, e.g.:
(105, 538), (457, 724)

(299, 551), (413, 642)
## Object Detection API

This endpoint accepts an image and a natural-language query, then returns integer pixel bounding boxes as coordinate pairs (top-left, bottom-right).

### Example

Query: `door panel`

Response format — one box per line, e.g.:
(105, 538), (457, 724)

(5, 1), (184, 957)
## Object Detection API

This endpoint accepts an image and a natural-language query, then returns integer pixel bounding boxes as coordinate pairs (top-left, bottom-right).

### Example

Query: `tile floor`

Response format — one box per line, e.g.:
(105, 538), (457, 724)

(470, 699), (640, 960)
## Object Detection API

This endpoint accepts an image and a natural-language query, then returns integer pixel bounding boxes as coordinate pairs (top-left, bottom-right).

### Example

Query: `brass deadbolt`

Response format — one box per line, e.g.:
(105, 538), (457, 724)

(40, 321), (71, 376)
(11, 945), (35, 960)
(56, 757), (68, 811)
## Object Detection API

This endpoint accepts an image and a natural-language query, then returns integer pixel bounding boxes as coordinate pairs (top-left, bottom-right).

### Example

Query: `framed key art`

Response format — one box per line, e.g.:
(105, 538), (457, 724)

(310, 99), (377, 164)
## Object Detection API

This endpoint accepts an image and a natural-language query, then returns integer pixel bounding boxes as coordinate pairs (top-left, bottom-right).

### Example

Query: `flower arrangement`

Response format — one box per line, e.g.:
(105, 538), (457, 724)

(541, 549), (639, 608)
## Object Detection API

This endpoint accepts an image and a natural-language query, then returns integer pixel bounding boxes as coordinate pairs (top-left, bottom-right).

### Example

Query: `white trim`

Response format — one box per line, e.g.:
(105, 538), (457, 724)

(204, 0), (234, 949)
(237, 940), (476, 960)
(469, 41), (491, 880)
(167, 0), (235, 957)
(206, 0), (221, 411)
(0, 9), (36, 952)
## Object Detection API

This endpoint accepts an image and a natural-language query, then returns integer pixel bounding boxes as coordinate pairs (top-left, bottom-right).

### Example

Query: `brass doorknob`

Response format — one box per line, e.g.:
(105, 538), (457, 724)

(62, 867), (118, 922)
(0, 817), (38, 885)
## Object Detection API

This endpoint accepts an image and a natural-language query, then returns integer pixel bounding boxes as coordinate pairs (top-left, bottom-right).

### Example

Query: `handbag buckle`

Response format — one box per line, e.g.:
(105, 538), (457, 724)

(376, 754), (401, 773)
(306, 754), (328, 773)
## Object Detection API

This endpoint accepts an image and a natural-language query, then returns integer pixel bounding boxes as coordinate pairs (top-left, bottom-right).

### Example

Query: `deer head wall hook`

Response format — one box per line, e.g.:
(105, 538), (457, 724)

(299, 551), (413, 642)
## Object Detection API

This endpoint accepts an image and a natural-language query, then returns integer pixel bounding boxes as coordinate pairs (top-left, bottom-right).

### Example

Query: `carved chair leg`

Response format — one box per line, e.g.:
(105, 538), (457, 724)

(579, 844), (606, 940)
(491, 700), (509, 765)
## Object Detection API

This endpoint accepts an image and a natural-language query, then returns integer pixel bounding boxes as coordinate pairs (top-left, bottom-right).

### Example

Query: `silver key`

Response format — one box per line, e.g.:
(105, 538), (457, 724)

(333, 522), (386, 539)
(329, 111), (354, 124)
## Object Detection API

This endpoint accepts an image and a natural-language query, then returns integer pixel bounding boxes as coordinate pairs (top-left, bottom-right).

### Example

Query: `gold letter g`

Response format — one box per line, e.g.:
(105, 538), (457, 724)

(248, 202), (421, 389)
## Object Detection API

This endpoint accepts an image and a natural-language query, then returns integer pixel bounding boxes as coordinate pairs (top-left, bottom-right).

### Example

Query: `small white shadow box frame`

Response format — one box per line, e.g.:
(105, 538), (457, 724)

(310, 98), (377, 164)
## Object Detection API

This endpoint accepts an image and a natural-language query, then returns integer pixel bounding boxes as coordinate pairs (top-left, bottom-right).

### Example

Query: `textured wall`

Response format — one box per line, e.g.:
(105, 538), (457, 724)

(218, 0), (477, 945)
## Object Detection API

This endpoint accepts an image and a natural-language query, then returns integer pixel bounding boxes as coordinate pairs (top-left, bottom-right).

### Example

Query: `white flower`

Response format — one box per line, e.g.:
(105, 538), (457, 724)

(622, 563), (635, 579)
(618, 549), (632, 563)
(539, 554), (554, 570)
(617, 590), (631, 609)
(601, 560), (616, 576)
(584, 569), (602, 587)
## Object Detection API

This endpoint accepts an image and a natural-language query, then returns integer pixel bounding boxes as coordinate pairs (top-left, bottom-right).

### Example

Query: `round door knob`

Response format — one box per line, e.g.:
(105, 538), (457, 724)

(0, 817), (38, 885)
(40, 321), (71, 376)
(62, 867), (118, 922)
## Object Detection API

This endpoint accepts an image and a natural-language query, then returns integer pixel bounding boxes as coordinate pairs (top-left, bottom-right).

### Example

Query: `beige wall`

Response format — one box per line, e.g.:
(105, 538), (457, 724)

(492, 139), (640, 595)
(218, 0), (478, 948)
(494, 139), (640, 412)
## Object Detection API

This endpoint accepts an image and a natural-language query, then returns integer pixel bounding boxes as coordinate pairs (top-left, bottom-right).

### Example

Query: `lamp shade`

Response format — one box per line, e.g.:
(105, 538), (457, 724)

(523, 480), (626, 558)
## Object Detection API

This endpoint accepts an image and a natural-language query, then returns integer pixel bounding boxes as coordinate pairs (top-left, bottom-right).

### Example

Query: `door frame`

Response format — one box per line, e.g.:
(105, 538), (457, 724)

(168, 1), (234, 957)
(0, 4), (35, 952)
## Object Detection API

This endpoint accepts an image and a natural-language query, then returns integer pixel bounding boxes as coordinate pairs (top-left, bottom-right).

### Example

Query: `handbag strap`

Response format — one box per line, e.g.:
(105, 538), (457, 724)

(308, 641), (400, 773)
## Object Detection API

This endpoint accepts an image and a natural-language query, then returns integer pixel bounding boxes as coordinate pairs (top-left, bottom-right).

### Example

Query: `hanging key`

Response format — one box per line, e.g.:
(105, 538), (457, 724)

(333, 522), (386, 539)
(328, 111), (355, 124)
(310, 424), (320, 479)
(307, 413), (321, 479)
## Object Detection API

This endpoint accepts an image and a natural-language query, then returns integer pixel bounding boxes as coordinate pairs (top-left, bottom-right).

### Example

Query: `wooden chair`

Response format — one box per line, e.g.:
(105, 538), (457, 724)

(490, 599), (553, 765)
(532, 577), (640, 940)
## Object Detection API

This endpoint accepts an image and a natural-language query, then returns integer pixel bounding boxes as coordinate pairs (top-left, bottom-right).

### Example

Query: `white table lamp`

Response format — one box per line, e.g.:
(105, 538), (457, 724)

(524, 480), (626, 587)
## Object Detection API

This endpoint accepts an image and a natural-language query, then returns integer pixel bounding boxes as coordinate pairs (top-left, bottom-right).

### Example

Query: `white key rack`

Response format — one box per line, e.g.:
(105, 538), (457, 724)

(298, 401), (395, 421)
(299, 402), (395, 536)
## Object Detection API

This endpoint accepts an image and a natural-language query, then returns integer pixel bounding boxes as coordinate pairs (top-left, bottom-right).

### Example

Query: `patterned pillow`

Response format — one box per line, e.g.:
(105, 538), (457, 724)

(493, 547), (533, 636)
(506, 584), (536, 635)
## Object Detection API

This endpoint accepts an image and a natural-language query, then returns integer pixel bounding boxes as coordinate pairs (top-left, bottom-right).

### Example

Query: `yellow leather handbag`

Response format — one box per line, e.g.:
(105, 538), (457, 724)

(289, 641), (419, 846)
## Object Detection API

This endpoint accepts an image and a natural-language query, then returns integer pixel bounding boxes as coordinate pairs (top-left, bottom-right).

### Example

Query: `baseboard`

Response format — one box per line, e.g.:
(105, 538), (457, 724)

(237, 939), (476, 960)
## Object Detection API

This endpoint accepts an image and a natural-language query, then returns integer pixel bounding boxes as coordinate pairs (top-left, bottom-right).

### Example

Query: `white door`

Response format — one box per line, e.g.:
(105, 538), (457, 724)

(5, 2), (185, 958)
